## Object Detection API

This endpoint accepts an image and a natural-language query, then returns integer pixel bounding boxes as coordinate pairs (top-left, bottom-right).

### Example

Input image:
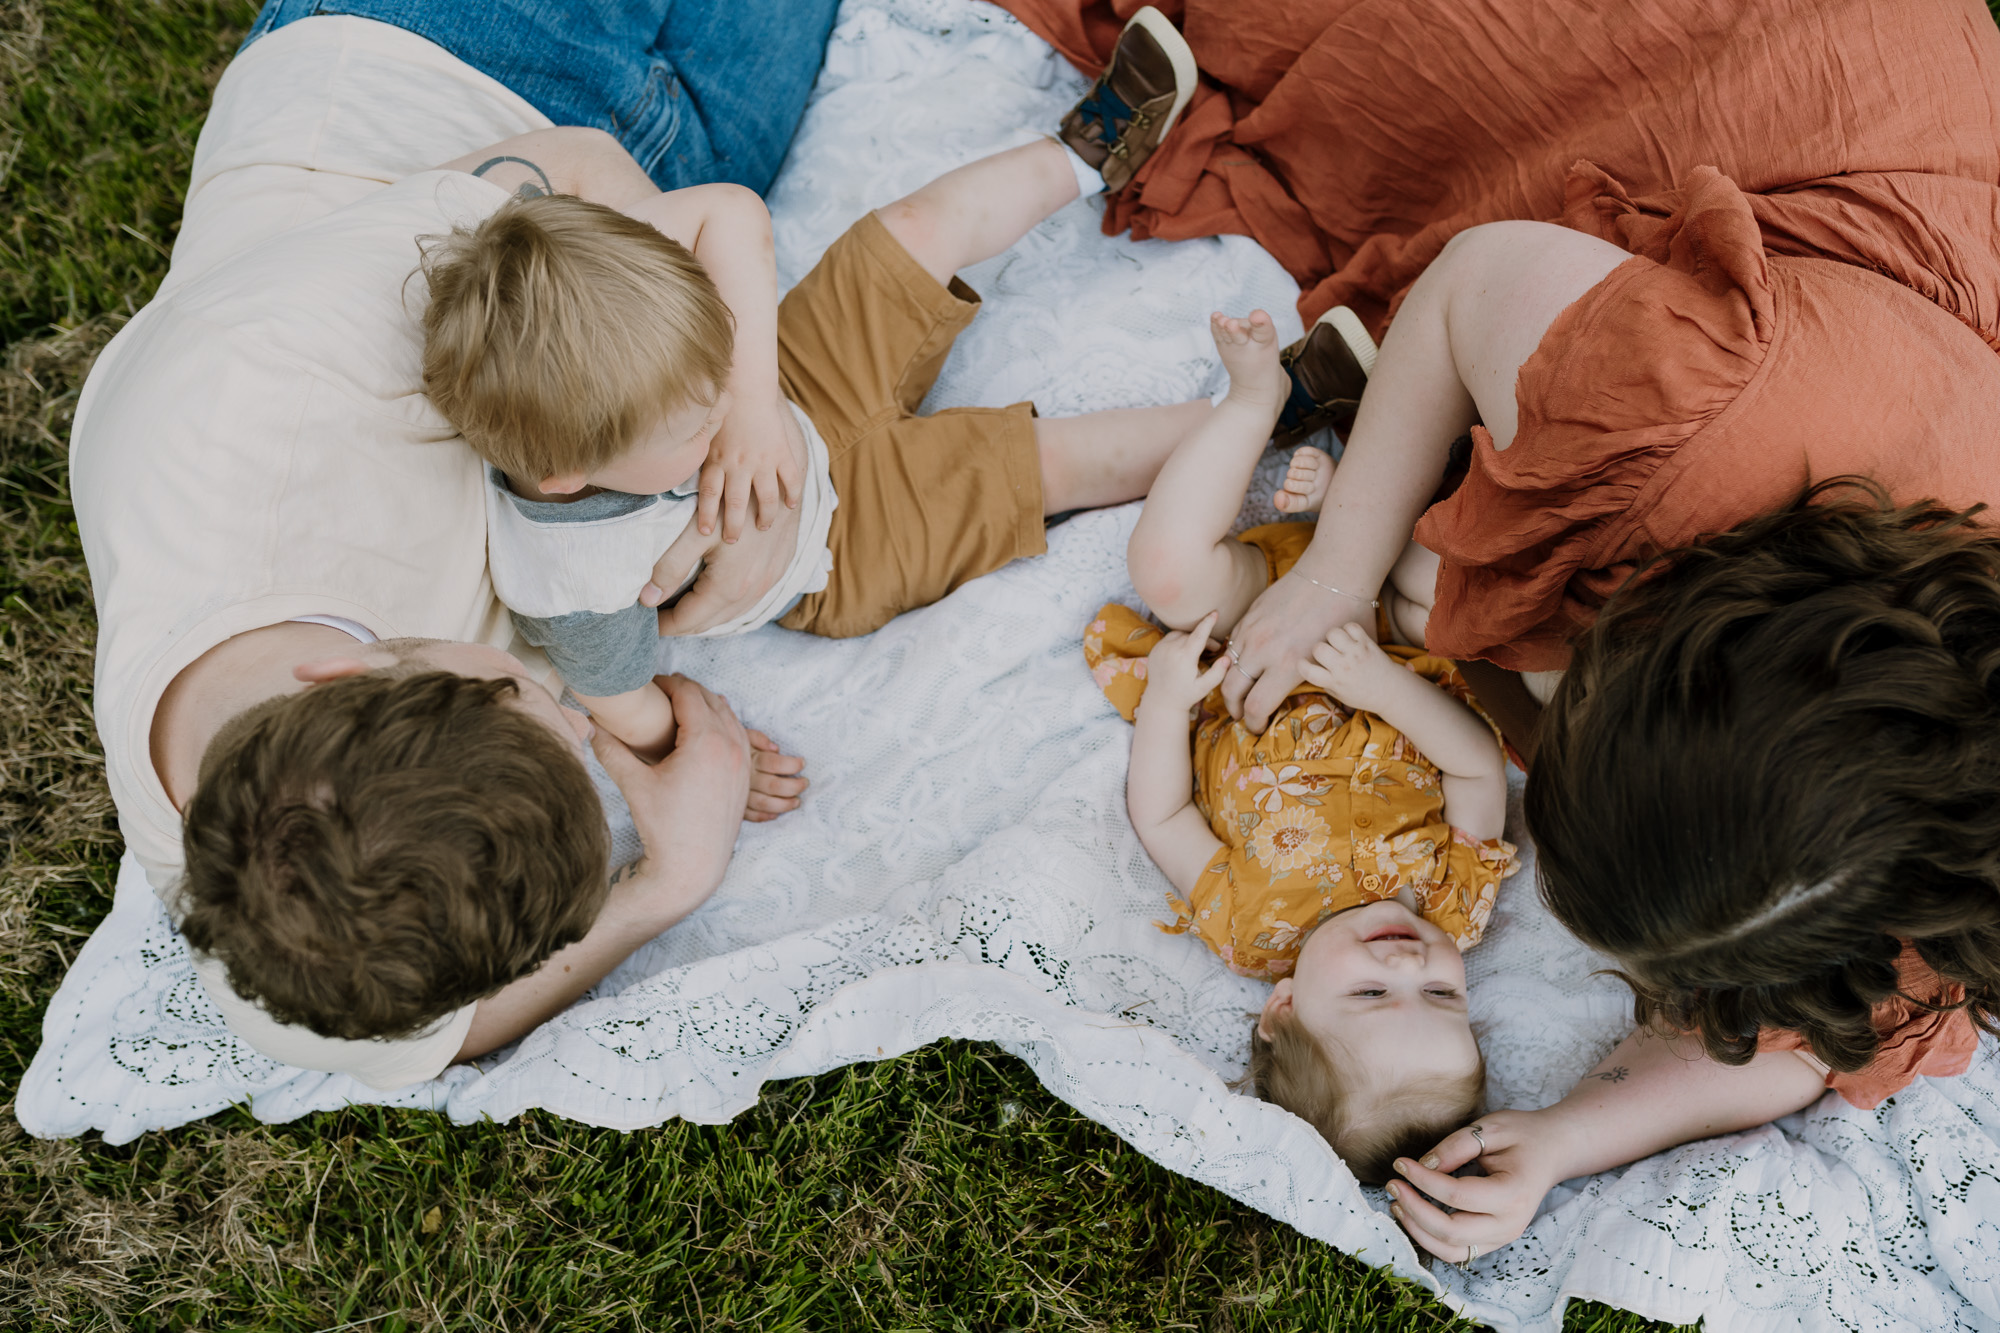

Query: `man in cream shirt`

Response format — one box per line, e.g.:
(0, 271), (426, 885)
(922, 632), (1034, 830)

(70, 6), (834, 1089)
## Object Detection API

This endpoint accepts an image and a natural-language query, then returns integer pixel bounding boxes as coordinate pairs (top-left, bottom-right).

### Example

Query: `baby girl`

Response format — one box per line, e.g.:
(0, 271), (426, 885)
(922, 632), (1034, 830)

(1084, 309), (1519, 1183)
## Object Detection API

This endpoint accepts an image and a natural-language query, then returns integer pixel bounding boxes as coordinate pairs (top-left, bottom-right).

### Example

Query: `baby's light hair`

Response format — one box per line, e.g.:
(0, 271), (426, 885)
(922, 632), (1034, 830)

(418, 193), (734, 483)
(1248, 1009), (1485, 1184)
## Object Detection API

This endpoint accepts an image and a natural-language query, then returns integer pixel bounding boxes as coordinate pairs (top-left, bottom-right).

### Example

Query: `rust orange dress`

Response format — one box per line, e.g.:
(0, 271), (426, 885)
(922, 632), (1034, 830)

(1756, 945), (1981, 1110)
(1000, 0), (2000, 672)
(1016, 0), (1996, 1107)
(1086, 523), (1518, 979)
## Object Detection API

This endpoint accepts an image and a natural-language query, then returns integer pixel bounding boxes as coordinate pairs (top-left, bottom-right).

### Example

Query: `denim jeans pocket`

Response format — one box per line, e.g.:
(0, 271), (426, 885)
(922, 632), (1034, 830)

(612, 61), (686, 182)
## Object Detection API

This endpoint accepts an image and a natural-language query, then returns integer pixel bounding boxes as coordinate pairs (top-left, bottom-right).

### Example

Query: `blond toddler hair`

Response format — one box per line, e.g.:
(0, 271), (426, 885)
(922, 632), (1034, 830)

(419, 193), (735, 482)
(1250, 1009), (1485, 1185)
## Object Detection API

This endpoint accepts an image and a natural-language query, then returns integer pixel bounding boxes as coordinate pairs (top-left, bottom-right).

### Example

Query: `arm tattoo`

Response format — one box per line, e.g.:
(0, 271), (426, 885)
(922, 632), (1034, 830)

(471, 154), (554, 199)
(608, 858), (648, 888)
(1589, 1065), (1630, 1083)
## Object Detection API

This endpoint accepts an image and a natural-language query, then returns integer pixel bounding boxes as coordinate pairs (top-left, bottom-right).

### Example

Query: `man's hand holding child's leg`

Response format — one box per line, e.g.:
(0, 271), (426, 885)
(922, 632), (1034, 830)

(582, 675), (807, 823)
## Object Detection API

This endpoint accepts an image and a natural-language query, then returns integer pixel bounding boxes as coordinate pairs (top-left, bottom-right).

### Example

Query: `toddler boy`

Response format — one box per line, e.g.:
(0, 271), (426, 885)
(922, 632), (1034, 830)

(421, 7), (1215, 757)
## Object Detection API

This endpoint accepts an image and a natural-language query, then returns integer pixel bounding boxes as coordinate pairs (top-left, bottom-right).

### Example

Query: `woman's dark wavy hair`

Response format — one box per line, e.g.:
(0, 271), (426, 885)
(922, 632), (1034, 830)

(1528, 478), (2000, 1073)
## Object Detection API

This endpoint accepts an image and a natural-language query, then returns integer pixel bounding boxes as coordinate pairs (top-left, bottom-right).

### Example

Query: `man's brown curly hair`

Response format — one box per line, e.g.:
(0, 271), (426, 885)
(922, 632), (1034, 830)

(178, 670), (609, 1041)
(1529, 478), (2000, 1072)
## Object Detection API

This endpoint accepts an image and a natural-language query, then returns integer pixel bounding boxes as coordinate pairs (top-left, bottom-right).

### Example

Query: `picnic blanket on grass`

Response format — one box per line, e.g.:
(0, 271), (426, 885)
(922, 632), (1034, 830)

(22, 3), (2000, 1328)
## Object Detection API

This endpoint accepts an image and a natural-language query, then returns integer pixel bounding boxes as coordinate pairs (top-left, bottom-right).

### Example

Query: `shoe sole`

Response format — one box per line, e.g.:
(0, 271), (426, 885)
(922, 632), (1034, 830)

(1317, 305), (1379, 377)
(1125, 6), (1198, 143)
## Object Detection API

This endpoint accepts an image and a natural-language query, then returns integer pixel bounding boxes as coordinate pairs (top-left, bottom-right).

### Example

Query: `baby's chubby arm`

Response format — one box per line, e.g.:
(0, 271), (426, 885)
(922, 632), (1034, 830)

(433, 129), (798, 543)
(1128, 613), (1232, 892)
(1301, 625), (1506, 839)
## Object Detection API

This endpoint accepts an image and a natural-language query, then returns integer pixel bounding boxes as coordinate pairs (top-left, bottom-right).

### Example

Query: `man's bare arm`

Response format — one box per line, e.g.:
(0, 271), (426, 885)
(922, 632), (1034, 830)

(456, 674), (753, 1062)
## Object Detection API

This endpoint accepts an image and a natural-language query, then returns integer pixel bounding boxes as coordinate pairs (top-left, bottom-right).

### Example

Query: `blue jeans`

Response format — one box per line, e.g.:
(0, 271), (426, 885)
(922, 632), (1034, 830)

(243, 0), (840, 193)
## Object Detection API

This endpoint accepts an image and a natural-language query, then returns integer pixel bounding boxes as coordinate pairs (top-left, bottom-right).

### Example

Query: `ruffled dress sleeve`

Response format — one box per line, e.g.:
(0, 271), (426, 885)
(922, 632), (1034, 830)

(1082, 602), (1163, 721)
(1755, 943), (1982, 1110)
(1417, 166), (2000, 671)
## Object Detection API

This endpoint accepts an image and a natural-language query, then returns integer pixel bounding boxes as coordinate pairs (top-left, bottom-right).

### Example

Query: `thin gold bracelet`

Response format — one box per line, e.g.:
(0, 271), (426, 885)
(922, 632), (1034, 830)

(1291, 571), (1379, 608)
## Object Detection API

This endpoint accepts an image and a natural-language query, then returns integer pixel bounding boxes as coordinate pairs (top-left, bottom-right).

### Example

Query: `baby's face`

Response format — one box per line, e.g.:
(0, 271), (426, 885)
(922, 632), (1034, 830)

(583, 385), (732, 496)
(1258, 898), (1478, 1086)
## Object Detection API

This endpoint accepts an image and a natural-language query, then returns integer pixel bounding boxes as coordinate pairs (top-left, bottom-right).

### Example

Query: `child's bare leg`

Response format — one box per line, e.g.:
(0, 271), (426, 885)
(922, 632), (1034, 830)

(1127, 310), (1289, 632)
(1036, 400), (1209, 516)
(876, 138), (1080, 286)
(1386, 540), (1440, 647)
(1275, 445), (1335, 514)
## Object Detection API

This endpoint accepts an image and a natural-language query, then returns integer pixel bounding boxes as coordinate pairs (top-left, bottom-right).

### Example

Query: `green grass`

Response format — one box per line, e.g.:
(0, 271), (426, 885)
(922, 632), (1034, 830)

(0, 1), (1707, 1328)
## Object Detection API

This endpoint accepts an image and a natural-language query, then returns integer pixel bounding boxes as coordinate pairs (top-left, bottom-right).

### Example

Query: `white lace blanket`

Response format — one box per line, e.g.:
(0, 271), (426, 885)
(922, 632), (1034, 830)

(22, 3), (2000, 1329)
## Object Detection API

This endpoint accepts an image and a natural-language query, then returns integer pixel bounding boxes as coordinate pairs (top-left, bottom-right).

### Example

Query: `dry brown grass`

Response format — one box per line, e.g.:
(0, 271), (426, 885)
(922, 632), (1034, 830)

(0, 1106), (326, 1328)
(0, 318), (122, 1003)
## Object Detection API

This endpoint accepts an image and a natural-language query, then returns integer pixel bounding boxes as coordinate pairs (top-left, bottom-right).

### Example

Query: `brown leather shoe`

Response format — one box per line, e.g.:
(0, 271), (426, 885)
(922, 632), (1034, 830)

(1274, 306), (1379, 448)
(1057, 6), (1197, 195)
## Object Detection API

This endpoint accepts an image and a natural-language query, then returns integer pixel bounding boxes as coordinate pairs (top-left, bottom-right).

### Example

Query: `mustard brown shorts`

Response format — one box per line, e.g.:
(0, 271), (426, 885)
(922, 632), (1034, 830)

(775, 211), (1045, 639)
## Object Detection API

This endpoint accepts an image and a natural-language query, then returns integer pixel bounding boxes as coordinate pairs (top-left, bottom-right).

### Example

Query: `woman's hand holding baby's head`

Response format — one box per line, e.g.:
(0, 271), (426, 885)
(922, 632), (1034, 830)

(1385, 1107), (1563, 1266)
(1139, 610), (1230, 715)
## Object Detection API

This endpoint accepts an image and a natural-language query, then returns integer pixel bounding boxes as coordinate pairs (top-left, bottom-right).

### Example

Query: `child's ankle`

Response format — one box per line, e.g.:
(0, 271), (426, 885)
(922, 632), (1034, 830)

(1221, 381), (1285, 421)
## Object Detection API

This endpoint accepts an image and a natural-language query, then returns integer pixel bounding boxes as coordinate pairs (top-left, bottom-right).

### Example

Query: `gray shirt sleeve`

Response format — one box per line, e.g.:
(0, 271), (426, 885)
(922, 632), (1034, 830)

(510, 602), (661, 699)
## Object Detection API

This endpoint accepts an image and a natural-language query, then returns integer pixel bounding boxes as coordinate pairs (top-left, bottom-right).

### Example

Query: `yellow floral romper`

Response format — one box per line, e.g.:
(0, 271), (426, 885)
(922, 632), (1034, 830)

(1086, 523), (1520, 980)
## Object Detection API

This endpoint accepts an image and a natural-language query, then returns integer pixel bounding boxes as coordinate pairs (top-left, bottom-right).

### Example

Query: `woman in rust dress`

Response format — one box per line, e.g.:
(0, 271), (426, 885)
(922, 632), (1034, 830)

(1004, 0), (2000, 1260)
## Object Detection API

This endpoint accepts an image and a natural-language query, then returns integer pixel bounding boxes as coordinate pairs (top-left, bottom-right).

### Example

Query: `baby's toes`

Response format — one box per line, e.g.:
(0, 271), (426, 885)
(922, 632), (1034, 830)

(1247, 310), (1279, 345)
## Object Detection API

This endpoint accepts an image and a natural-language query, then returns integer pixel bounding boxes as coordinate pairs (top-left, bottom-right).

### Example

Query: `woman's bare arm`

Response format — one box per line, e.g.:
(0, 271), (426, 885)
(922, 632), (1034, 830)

(1385, 1027), (1826, 1263)
(1220, 222), (1633, 731)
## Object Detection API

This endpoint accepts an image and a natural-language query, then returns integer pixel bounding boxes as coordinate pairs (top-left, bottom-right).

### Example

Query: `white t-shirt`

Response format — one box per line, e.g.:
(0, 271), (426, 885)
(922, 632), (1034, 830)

(72, 18), (554, 1090)
(486, 400), (835, 626)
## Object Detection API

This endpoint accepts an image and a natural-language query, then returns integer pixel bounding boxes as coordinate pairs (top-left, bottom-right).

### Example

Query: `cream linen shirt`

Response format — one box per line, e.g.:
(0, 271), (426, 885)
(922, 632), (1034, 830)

(71, 18), (554, 1090)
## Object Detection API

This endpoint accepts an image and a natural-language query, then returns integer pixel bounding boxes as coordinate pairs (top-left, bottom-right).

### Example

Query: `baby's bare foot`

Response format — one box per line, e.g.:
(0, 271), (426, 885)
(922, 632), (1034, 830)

(1211, 309), (1287, 412)
(1274, 445), (1334, 513)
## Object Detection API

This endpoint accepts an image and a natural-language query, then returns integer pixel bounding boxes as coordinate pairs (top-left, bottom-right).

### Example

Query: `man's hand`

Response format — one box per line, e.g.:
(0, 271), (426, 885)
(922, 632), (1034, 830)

(699, 393), (802, 543)
(588, 675), (752, 933)
(456, 675), (763, 1061)
(644, 482), (806, 636)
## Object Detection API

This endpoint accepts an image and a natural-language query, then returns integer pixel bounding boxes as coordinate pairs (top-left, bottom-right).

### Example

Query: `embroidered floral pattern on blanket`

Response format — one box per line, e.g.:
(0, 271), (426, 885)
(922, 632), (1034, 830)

(20, 3), (2000, 1331)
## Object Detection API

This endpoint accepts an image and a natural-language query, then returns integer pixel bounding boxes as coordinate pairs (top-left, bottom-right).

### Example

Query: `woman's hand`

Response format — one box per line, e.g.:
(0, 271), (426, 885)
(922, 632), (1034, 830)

(1221, 572), (1371, 730)
(698, 393), (803, 543)
(1383, 1108), (1567, 1264)
(587, 674), (752, 932)
(1383, 1029), (1829, 1264)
